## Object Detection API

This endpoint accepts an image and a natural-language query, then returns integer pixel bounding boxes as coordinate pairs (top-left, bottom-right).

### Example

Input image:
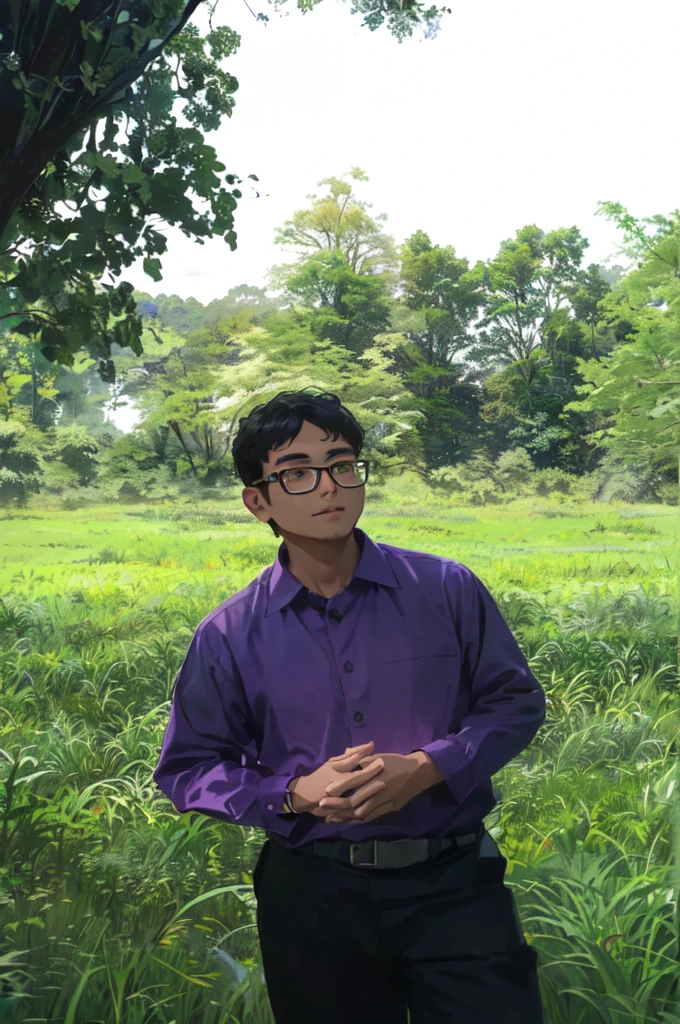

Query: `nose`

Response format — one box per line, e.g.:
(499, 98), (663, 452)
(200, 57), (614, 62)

(319, 467), (339, 492)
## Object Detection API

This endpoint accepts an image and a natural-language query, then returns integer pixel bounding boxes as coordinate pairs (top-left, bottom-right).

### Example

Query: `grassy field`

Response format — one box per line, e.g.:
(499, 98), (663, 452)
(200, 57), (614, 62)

(1, 485), (679, 1023)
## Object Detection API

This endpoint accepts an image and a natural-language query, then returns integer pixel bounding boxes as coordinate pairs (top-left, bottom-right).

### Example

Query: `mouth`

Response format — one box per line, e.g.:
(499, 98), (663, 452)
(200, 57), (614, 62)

(313, 507), (344, 516)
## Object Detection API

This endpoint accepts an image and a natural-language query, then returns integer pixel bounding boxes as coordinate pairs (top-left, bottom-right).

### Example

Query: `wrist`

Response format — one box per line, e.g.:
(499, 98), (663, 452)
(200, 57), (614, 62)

(287, 777), (303, 812)
(282, 788), (297, 813)
(409, 750), (429, 769)
(409, 750), (443, 790)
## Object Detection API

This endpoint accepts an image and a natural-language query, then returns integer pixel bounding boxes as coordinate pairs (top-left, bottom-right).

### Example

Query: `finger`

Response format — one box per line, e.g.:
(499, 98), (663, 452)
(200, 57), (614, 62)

(317, 779), (385, 815)
(327, 751), (375, 771)
(324, 809), (354, 823)
(326, 795), (392, 824)
(321, 778), (385, 811)
(337, 761), (385, 790)
(327, 742), (374, 762)
(358, 802), (393, 822)
(325, 759), (384, 795)
(313, 801), (364, 820)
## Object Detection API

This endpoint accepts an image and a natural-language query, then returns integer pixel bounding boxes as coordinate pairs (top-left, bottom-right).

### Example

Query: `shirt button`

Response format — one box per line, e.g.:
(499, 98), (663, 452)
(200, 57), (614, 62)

(267, 804), (273, 811)
(354, 711), (364, 723)
(343, 661), (353, 673)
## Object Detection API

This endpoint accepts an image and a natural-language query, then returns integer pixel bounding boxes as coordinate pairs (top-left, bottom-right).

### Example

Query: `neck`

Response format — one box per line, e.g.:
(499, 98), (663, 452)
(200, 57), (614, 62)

(283, 529), (361, 597)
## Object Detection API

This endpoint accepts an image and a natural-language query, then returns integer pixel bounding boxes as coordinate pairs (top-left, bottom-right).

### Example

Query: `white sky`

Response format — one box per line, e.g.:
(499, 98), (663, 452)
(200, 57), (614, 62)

(118, 0), (680, 306)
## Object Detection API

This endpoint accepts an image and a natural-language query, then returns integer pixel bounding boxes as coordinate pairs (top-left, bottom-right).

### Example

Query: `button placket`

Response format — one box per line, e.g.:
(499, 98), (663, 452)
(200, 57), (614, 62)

(328, 606), (365, 731)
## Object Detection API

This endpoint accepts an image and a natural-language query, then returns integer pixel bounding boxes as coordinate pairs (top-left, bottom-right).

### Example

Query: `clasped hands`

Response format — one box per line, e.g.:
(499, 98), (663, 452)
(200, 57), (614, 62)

(315, 744), (432, 825)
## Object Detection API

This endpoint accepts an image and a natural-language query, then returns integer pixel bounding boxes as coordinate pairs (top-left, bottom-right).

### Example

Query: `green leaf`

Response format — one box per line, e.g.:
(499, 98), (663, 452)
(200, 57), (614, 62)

(47, 220), (75, 244)
(64, 327), (86, 351)
(5, 374), (32, 392)
(143, 258), (163, 282)
(74, 150), (96, 169)
(122, 164), (146, 185)
(40, 325), (66, 350)
(82, 255), (107, 275)
(12, 319), (41, 336)
(94, 153), (119, 177)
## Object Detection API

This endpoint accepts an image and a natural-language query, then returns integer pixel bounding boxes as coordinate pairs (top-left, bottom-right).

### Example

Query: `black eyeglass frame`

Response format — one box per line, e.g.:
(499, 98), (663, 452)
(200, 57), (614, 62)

(250, 459), (370, 495)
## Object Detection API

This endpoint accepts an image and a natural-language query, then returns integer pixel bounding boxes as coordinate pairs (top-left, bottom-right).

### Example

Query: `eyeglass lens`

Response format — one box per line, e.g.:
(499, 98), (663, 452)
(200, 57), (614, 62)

(281, 462), (366, 493)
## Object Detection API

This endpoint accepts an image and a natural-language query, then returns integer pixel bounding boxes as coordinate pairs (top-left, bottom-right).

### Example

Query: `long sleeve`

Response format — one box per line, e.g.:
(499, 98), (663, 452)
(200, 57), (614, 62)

(419, 565), (546, 805)
(152, 619), (298, 835)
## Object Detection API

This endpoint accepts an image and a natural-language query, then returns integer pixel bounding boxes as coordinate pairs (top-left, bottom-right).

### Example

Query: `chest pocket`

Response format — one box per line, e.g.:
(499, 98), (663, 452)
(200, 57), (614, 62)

(377, 641), (459, 664)
(375, 641), (459, 749)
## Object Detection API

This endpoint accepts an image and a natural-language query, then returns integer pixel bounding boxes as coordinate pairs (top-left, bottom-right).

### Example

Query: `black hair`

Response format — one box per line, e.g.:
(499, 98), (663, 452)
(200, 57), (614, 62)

(231, 388), (365, 538)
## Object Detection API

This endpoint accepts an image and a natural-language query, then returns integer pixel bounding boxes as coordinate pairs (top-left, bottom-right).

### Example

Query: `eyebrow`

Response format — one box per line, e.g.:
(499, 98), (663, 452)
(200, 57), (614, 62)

(274, 446), (356, 467)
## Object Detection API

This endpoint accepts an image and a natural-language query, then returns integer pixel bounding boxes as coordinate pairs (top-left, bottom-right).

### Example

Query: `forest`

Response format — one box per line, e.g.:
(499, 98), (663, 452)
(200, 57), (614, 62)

(2, 169), (680, 513)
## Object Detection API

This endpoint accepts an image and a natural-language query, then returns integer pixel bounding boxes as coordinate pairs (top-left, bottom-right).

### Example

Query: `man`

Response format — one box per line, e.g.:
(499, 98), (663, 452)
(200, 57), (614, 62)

(153, 391), (546, 1024)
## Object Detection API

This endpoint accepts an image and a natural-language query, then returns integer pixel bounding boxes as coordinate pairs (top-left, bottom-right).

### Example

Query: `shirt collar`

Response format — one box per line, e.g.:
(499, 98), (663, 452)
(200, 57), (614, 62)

(265, 526), (401, 617)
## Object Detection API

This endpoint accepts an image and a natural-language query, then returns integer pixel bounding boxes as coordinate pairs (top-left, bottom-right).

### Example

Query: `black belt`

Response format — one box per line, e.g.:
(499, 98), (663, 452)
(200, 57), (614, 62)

(266, 823), (484, 870)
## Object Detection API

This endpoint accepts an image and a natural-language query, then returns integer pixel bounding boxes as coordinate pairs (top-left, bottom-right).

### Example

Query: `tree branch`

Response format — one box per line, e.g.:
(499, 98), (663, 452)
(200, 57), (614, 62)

(144, 324), (165, 345)
(241, 0), (262, 20)
(647, 246), (678, 272)
(0, 309), (56, 323)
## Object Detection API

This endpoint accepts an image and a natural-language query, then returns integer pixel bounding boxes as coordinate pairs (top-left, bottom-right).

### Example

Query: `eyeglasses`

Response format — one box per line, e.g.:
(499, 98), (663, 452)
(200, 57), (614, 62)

(250, 460), (370, 495)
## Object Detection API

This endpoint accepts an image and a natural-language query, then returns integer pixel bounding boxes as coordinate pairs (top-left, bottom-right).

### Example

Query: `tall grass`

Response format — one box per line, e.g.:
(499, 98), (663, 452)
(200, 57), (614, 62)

(0, 480), (679, 1023)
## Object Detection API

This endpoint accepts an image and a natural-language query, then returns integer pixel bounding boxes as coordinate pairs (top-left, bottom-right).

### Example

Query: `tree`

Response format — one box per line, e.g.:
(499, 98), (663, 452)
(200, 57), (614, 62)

(134, 284), (280, 335)
(0, 11), (249, 382)
(564, 264), (613, 357)
(0, 420), (43, 505)
(563, 295), (680, 493)
(0, 322), (131, 457)
(393, 352), (488, 469)
(90, 302), (431, 501)
(476, 351), (594, 473)
(0, 0), (210, 234)
(464, 225), (608, 473)
(0, 2), (448, 385)
(266, 171), (401, 354)
(469, 224), (589, 379)
(393, 229), (486, 366)
(269, 169), (400, 281)
(596, 202), (680, 281)
(272, 250), (394, 355)
(562, 204), (680, 495)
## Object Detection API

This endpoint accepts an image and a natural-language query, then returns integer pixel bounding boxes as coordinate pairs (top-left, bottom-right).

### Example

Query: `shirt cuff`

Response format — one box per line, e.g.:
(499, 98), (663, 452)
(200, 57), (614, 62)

(258, 774), (299, 825)
(418, 736), (476, 805)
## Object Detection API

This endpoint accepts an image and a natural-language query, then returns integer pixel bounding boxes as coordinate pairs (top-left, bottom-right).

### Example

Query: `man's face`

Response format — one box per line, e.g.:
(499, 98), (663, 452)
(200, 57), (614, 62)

(241, 419), (365, 537)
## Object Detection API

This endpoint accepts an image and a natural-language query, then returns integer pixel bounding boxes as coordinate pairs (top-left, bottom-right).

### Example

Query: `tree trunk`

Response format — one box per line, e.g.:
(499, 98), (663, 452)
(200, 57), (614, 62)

(168, 419), (199, 478)
(31, 351), (38, 423)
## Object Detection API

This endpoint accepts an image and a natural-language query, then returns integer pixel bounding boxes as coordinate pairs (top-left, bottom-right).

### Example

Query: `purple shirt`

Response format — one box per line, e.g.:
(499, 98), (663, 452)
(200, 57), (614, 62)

(152, 527), (545, 849)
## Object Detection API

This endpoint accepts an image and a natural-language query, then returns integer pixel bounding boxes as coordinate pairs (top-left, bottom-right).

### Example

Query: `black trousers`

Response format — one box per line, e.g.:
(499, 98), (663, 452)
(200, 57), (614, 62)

(253, 826), (545, 1024)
